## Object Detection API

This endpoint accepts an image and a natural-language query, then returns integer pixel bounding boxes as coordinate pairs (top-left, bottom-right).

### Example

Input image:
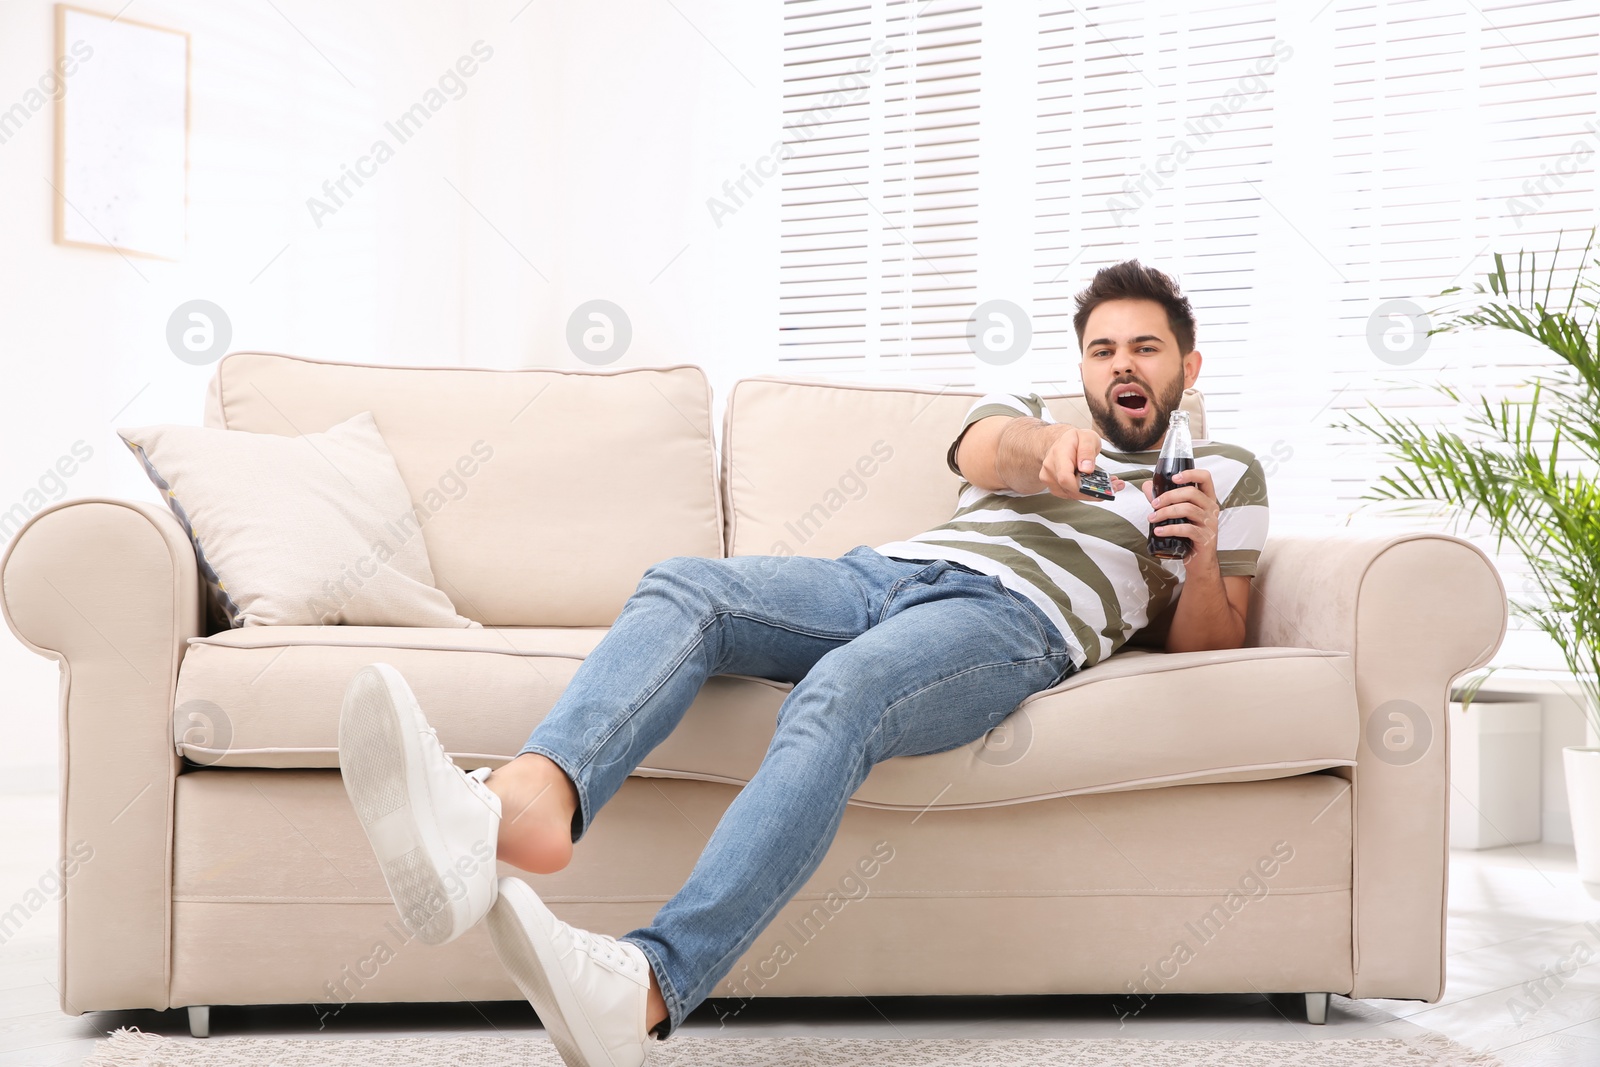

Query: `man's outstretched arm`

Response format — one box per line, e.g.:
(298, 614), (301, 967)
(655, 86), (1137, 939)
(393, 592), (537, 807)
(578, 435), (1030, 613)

(955, 415), (1124, 498)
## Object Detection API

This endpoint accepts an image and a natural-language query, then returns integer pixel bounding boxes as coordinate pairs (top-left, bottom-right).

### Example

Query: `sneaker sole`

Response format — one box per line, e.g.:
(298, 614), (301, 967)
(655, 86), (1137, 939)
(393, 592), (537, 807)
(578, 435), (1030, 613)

(339, 663), (470, 947)
(487, 877), (622, 1067)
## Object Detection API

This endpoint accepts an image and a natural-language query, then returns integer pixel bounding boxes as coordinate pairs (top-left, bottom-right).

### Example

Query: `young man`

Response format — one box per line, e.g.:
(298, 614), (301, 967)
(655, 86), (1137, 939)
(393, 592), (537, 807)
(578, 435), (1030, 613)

(337, 260), (1269, 1067)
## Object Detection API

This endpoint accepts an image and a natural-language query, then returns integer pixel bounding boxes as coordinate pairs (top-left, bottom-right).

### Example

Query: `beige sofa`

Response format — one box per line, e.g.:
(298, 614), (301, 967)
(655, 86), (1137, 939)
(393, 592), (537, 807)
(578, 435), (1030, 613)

(0, 352), (1507, 1038)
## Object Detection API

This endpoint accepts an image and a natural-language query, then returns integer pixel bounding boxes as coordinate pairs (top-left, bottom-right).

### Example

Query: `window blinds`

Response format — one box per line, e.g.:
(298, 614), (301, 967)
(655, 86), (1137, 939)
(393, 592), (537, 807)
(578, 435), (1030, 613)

(777, 0), (1597, 646)
(779, 0), (986, 376)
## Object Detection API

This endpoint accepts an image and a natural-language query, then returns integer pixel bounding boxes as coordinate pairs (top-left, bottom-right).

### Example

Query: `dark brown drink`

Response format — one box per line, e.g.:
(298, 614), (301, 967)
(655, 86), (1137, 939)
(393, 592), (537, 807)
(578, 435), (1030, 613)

(1148, 455), (1195, 559)
(1148, 409), (1194, 560)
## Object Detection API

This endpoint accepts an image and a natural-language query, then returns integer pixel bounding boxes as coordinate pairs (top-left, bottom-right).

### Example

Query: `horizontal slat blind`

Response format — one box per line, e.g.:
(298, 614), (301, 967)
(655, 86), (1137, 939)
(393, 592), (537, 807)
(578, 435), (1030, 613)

(1034, 0), (1281, 436)
(779, 0), (878, 368)
(1318, 0), (1598, 637)
(776, 0), (1596, 654)
(1320, 0), (1484, 531)
(878, 0), (984, 371)
(1034, 1), (1152, 358)
(780, 0), (984, 379)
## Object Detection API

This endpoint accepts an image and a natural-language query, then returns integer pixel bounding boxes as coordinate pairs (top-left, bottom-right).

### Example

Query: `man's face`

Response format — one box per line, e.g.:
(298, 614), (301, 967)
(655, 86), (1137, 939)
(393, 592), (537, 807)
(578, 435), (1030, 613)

(1078, 298), (1200, 453)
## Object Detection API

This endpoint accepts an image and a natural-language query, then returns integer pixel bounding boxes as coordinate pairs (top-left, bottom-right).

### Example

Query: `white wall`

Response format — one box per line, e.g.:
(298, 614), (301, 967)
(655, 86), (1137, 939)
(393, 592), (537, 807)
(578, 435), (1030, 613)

(0, 0), (788, 788)
(492, 2), (781, 399)
(5, 1), (1578, 794)
(0, 0), (485, 786)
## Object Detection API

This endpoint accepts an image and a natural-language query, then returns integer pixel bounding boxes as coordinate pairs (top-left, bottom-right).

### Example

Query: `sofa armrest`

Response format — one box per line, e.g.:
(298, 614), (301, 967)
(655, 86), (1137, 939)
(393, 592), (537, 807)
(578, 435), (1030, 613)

(1250, 530), (1506, 1001)
(1, 498), (202, 1013)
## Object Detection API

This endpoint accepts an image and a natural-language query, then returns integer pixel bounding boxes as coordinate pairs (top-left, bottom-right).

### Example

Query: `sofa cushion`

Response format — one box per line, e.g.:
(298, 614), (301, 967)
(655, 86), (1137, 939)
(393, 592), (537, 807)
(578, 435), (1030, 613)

(173, 627), (1358, 807)
(202, 352), (723, 627)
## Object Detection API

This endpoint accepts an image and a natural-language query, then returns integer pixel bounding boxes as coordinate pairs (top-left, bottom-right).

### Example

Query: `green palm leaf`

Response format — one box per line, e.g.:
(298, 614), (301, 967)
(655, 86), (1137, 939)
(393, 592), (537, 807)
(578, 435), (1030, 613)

(1335, 227), (1600, 739)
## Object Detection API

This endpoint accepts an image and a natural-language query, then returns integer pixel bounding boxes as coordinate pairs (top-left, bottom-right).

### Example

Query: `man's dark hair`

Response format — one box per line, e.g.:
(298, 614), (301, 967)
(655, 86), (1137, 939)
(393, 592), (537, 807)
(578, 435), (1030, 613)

(1072, 260), (1197, 356)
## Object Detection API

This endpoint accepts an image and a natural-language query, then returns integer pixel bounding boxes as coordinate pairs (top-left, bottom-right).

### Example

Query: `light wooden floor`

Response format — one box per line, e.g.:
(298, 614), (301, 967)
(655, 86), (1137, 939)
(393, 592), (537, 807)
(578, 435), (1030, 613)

(2, 790), (1596, 1067)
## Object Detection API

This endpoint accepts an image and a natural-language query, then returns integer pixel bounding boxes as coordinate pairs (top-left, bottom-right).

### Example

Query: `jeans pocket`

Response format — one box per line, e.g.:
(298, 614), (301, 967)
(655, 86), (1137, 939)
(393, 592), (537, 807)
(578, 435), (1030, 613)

(999, 582), (1059, 658)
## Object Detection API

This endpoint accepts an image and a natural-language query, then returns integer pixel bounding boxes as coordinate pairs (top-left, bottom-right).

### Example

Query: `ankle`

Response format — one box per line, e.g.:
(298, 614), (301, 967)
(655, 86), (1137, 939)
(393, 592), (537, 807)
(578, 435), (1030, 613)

(646, 972), (669, 1034)
(486, 754), (580, 874)
(488, 754), (577, 819)
(537, 754), (580, 819)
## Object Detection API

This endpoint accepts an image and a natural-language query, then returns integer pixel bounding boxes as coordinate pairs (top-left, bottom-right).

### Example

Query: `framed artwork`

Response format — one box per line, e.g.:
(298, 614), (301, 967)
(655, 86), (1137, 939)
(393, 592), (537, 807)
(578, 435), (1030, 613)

(53, 3), (191, 260)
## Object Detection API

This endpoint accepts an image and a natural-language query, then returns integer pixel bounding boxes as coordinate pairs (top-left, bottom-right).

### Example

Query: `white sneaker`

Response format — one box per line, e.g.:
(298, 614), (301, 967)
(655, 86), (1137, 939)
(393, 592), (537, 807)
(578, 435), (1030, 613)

(338, 662), (502, 945)
(487, 875), (663, 1067)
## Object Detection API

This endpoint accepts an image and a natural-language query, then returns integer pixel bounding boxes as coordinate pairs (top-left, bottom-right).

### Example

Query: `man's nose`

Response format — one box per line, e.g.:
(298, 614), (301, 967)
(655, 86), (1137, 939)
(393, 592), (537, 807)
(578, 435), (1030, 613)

(1108, 345), (1137, 375)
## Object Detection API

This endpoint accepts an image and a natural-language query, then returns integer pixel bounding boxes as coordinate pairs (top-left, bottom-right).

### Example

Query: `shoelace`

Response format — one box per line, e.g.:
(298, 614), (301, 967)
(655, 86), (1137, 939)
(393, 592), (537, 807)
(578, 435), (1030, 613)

(569, 925), (643, 979)
(418, 725), (501, 815)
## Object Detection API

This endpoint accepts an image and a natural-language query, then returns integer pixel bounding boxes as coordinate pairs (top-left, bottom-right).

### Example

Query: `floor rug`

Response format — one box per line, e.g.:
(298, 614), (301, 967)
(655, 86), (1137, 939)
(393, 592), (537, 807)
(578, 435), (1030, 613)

(80, 1026), (1507, 1066)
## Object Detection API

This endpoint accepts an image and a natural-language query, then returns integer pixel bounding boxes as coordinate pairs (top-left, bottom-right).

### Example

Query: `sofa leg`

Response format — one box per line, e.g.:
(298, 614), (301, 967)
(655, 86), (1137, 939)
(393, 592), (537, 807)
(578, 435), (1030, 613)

(187, 1005), (210, 1038)
(1304, 992), (1329, 1025)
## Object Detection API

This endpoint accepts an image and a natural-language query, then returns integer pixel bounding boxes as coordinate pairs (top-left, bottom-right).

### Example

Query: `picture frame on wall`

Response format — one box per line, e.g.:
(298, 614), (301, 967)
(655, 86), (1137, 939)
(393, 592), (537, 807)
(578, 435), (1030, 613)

(53, 3), (191, 261)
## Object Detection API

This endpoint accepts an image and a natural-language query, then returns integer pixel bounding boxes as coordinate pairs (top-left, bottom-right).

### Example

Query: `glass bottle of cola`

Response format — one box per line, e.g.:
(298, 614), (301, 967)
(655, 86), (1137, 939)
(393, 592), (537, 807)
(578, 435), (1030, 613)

(1148, 409), (1195, 560)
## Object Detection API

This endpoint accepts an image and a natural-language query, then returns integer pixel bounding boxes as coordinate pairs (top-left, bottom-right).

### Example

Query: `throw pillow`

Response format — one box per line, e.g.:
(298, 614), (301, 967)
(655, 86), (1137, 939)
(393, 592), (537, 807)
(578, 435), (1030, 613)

(117, 411), (480, 629)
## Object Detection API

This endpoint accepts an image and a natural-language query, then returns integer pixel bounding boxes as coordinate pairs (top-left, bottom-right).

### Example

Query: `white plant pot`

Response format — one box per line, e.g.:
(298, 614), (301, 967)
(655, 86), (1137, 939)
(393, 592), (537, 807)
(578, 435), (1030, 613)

(1449, 698), (1542, 849)
(1565, 747), (1600, 884)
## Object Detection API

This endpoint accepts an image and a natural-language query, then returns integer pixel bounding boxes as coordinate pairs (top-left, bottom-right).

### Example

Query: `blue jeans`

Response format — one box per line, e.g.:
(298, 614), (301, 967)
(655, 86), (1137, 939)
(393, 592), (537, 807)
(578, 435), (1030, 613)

(516, 544), (1078, 1038)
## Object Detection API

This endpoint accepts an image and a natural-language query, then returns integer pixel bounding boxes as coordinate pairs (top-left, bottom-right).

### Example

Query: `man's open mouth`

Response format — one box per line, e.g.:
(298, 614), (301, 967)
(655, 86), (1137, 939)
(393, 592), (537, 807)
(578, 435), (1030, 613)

(1112, 383), (1150, 418)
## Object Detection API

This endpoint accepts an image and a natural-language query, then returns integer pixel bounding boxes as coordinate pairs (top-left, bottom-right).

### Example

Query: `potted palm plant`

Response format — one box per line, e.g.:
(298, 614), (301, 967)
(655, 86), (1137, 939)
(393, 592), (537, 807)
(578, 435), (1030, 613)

(1336, 227), (1600, 881)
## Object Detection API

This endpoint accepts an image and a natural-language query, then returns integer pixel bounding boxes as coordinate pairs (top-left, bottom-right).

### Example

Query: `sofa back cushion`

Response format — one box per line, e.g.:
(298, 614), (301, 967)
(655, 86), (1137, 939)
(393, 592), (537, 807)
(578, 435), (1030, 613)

(204, 352), (723, 626)
(721, 376), (1208, 559)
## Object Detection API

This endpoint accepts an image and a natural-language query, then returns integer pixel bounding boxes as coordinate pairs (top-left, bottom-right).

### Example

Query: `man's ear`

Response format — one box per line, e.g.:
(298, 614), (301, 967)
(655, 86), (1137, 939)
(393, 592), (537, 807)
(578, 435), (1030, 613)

(1183, 348), (1202, 391)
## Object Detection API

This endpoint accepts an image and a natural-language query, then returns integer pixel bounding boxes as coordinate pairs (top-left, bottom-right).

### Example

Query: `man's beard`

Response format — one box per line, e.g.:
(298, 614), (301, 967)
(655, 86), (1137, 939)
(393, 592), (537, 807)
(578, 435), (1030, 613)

(1084, 374), (1186, 453)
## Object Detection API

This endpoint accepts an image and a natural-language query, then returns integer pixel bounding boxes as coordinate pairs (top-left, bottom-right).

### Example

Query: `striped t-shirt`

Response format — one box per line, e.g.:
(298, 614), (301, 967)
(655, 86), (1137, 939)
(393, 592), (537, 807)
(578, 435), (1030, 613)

(872, 391), (1270, 669)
